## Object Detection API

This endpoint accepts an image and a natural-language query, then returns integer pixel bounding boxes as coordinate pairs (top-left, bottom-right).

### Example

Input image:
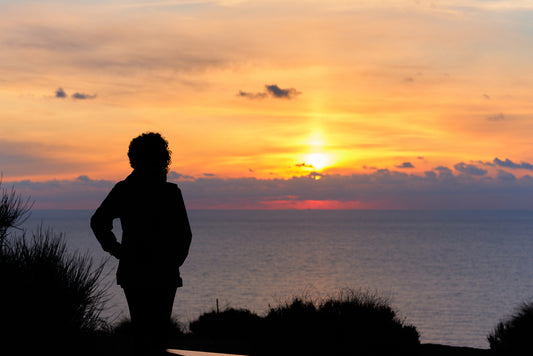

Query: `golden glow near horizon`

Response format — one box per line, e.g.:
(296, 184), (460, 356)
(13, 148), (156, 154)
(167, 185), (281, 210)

(2, 0), (533, 206)
(299, 132), (333, 173)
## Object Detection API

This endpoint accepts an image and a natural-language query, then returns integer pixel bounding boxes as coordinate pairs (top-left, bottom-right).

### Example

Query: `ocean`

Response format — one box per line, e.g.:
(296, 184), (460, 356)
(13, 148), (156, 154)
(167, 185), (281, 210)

(19, 209), (533, 349)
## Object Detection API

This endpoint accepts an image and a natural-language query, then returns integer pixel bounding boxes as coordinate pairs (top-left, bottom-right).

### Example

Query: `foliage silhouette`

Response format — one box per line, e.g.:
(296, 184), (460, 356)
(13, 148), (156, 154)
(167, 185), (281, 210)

(0, 178), (32, 249)
(259, 289), (419, 356)
(0, 226), (107, 355)
(186, 289), (420, 356)
(488, 300), (533, 355)
(190, 308), (262, 340)
(185, 308), (263, 354)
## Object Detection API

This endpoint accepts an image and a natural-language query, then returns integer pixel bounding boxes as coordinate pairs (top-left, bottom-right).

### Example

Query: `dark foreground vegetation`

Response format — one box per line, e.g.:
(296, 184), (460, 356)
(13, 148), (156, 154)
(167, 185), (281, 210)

(181, 290), (420, 355)
(0, 228), (108, 355)
(487, 301), (533, 355)
(0, 182), (532, 356)
(0, 181), (106, 355)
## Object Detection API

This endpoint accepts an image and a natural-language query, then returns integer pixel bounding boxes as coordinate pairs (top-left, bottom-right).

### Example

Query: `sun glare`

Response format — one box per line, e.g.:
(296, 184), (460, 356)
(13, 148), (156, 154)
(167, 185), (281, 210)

(299, 132), (334, 171)
(305, 152), (329, 170)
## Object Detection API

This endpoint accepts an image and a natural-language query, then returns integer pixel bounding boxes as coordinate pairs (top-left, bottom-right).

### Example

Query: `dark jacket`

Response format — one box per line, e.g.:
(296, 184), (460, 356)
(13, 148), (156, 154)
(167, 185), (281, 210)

(91, 170), (192, 288)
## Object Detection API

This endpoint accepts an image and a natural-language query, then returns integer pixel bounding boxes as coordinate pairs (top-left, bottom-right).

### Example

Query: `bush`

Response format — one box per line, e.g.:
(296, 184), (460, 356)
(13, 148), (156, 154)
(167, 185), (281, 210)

(186, 308), (262, 354)
(106, 317), (186, 356)
(0, 179), (31, 250)
(0, 226), (108, 355)
(488, 300), (533, 355)
(190, 308), (262, 340)
(259, 289), (419, 356)
(188, 289), (419, 356)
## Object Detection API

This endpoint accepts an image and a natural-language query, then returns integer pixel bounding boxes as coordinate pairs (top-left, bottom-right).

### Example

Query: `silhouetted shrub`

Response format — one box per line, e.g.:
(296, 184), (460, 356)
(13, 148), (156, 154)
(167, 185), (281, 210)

(488, 300), (533, 355)
(0, 226), (107, 355)
(258, 289), (420, 356)
(107, 317), (185, 356)
(186, 289), (419, 356)
(186, 307), (263, 354)
(0, 179), (31, 249)
(190, 308), (262, 340)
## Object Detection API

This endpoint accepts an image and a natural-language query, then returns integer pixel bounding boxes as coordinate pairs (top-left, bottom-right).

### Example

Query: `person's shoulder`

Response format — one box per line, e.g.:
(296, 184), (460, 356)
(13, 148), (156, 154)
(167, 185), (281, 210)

(115, 179), (127, 186)
(112, 180), (128, 190)
(110, 178), (136, 195)
(165, 182), (181, 191)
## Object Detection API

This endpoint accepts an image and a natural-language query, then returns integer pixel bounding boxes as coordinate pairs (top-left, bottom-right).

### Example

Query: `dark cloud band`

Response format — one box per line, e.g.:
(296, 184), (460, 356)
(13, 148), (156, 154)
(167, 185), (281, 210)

(8, 162), (533, 209)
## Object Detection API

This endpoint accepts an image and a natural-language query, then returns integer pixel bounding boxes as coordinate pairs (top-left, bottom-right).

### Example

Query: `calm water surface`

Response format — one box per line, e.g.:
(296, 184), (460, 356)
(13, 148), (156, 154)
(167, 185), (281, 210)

(21, 209), (533, 349)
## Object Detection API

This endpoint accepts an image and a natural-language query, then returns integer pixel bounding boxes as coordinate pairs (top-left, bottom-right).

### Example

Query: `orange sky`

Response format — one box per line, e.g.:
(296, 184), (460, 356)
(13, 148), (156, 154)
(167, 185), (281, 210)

(2, 1), (533, 209)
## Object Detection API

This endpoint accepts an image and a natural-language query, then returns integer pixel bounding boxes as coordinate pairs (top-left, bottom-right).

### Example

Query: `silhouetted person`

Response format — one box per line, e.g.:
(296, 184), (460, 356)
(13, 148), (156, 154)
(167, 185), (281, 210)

(91, 132), (192, 356)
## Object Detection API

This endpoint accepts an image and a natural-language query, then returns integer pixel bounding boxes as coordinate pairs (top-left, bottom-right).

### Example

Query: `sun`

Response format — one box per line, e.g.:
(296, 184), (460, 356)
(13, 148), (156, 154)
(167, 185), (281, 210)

(298, 132), (334, 171)
(305, 152), (329, 171)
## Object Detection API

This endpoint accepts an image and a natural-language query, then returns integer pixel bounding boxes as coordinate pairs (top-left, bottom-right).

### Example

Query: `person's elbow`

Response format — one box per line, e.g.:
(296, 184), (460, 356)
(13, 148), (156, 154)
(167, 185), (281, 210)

(90, 212), (109, 234)
(90, 213), (100, 233)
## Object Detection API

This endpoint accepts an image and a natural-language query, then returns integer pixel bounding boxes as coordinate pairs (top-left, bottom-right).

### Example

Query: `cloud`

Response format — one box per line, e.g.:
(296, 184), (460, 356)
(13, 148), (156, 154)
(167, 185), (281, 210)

(168, 171), (195, 180)
(434, 166), (454, 179)
(497, 170), (516, 182)
(7, 176), (115, 209)
(54, 88), (97, 100)
(265, 84), (301, 99)
(238, 84), (301, 100)
(434, 166), (452, 174)
(487, 113), (505, 121)
(395, 162), (414, 169)
(72, 92), (97, 100)
(9, 161), (533, 210)
(237, 90), (267, 99)
(3, 14), (234, 86)
(167, 168), (533, 209)
(55, 88), (67, 98)
(295, 162), (314, 168)
(454, 162), (487, 176)
(493, 157), (533, 170)
(0, 139), (90, 177)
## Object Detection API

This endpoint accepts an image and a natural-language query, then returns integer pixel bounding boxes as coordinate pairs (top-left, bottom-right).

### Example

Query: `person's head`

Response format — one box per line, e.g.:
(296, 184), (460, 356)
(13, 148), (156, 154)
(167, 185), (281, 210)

(128, 132), (171, 174)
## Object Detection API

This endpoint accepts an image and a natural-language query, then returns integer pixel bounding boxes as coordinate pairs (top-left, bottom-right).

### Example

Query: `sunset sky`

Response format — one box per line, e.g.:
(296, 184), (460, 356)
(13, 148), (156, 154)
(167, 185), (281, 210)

(2, 0), (533, 209)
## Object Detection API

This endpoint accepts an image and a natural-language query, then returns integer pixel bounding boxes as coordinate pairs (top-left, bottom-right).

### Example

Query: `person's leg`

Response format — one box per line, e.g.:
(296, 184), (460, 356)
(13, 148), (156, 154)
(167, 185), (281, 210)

(149, 287), (178, 354)
(124, 287), (152, 356)
(124, 286), (177, 355)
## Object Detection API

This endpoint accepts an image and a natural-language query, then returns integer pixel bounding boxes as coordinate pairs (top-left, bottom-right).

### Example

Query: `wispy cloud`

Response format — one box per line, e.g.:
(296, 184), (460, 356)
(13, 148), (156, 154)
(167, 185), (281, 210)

(492, 157), (533, 170)
(238, 84), (301, 100)
(265, 84), (301, 99)
(238, 90), (267, 99)
(72, 92), (97, 100)
(454, 162), (487, 176)
(0, 139), (90, 177)
(168, 171), (195, 180)
(487, 113), (505, 121)
(395, 162), (414, 169)
(54, 88), (97, 100)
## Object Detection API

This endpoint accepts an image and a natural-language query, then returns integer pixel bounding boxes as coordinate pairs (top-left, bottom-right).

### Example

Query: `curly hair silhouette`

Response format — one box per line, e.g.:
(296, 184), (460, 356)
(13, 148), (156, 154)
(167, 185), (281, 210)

(128, 132), (172, 174)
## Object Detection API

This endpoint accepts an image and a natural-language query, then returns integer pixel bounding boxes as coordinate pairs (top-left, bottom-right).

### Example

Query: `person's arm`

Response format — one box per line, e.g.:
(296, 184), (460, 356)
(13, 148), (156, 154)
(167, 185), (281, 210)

(90, 183), (123, 259)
